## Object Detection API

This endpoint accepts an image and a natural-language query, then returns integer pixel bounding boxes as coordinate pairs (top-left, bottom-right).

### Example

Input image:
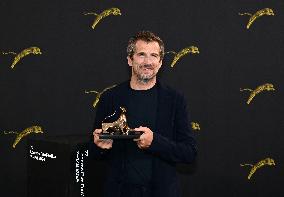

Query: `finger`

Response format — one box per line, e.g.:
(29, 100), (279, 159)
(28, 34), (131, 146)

(134, 127), (147, 132)
(136, 139), (141, 145)
(94, 134), (103, 142)
(94, 129), (102, 134)
(137, 143), (142, 149)
(138, 139), (144, 146)
(96, 137), (107, 145)
(99, 139), (112, 143)
(140, 133), (147, 140)
(94, 134), (100, 142)
(100, 140), (111, 146)
(94, 135), (98, 141)
(104, 140), (113, 147)
(106, 139), (113, 144)
(133, 136), (143, 143)
(134, 127), (145, 131)
(138, 143), (146, 149)
(99, 142), (111, 149)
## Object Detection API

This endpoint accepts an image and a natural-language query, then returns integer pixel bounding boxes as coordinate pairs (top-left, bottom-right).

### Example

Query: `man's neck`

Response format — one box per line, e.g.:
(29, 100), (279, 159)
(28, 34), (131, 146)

(130, 76), (156, 90)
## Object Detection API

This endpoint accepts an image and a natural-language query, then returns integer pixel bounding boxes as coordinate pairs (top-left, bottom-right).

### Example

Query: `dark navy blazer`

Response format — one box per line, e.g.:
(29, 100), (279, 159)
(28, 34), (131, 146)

(90, 80), (197, 197)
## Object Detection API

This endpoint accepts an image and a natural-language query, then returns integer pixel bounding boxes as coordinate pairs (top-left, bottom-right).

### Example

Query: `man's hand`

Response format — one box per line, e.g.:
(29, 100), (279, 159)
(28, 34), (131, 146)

(93, 129), (113, 149)
(134, 126), (153, 149)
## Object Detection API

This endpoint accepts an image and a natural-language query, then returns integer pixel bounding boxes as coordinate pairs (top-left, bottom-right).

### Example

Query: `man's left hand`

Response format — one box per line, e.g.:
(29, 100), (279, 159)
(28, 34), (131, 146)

(134, 126), (153, 149)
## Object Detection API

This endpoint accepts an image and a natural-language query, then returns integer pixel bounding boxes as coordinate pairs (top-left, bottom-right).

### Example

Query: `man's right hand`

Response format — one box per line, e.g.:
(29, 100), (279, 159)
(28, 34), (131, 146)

(93, 129), (113, 149)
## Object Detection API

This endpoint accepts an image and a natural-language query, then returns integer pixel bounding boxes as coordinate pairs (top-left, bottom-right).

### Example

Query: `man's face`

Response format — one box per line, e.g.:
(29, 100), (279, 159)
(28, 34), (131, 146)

(127, 40), (162, 83)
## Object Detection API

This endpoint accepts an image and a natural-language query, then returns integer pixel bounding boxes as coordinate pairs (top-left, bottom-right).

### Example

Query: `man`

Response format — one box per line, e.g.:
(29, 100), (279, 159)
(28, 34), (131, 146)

(91, 31), (197, 197)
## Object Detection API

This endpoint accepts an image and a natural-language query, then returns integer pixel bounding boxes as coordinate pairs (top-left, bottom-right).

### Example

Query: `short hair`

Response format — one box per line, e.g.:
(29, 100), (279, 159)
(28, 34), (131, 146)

(127, 30), (165, 61)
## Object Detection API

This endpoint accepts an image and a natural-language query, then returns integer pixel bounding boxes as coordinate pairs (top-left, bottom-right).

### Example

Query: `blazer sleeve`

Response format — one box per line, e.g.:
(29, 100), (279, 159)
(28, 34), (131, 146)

(89, 91), (113, 160)
(148, 93), (197, 164)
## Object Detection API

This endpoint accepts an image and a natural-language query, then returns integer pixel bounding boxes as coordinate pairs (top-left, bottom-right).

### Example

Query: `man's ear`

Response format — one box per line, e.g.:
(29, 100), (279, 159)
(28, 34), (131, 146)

(127, 56), (132, 67)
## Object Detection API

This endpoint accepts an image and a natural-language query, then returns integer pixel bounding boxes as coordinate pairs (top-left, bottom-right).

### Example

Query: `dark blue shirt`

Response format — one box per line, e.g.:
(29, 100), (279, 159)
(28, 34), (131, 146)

(123, 84), (158, 186)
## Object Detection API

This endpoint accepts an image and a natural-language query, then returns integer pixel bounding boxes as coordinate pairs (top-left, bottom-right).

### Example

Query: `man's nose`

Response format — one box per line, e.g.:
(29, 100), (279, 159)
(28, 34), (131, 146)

(143, 56), (152, 64)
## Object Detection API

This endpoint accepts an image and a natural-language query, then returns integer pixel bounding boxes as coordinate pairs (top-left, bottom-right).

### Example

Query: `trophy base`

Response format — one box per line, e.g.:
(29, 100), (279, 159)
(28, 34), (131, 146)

(99, 131), (142, 139)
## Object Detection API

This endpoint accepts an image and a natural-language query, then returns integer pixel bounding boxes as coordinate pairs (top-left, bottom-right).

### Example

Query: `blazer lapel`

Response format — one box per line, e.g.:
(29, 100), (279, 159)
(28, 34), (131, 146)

(155, 81), (175, 136)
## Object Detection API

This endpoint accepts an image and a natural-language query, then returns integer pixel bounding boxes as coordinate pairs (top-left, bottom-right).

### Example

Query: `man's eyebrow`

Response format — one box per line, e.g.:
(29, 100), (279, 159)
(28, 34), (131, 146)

(136, 52), (145, 55)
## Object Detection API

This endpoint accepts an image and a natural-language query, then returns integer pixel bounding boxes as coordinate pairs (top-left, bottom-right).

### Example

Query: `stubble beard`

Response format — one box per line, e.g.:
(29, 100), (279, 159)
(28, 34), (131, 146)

(134, 64), (156, 84)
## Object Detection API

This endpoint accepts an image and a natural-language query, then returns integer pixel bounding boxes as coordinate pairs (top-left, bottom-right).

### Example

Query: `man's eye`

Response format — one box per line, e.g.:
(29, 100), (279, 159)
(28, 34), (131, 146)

(152, 55), (159, 59)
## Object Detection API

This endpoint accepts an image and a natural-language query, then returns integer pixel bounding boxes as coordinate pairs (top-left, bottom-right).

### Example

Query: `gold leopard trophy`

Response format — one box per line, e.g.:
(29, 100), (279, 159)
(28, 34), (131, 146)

(100, 107), (142, 139)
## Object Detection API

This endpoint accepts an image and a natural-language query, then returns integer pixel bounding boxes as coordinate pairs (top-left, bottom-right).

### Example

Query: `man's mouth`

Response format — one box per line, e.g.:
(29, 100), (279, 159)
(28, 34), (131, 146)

(142, 68), (153, 73)
(141, 65), (153, 70)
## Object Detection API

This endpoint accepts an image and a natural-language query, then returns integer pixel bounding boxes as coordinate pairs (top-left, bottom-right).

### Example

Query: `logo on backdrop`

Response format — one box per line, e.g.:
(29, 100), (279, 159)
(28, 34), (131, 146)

(83, 7), (122, 29)
(29, 145), (56, 162)
(166, 46), (199, 68)
(240, 158), (276, 180)
(1, 47), (42, 69)
(2, 126), (43, 148)
(75, 149), (88, 197)
(239, 8), (275, 29)
(85, 84), (116, 108)
(191, 122), (201, 131)
(240, 83), (275, 104)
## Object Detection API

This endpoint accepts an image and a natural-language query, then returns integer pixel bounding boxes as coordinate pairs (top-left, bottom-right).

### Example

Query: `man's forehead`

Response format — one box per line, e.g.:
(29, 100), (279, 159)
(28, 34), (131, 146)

(135, 40), (160, 52)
